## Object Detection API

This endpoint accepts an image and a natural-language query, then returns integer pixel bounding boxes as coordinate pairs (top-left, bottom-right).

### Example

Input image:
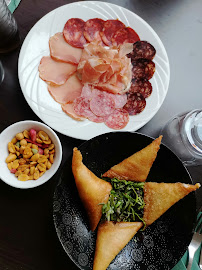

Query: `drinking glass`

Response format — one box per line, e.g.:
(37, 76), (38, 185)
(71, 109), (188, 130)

(0, 0), (21, 53)
(160, 109), (202, 166)
(0, 61), (4, 84)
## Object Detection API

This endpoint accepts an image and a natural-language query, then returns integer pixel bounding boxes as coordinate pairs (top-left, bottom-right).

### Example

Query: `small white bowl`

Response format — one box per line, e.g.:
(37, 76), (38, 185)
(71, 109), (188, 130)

(0, 120), (62, 189)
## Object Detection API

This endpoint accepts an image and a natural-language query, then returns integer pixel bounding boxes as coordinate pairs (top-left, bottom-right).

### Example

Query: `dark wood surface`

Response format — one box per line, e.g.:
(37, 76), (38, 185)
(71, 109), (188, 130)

(0, 0), (202, 269)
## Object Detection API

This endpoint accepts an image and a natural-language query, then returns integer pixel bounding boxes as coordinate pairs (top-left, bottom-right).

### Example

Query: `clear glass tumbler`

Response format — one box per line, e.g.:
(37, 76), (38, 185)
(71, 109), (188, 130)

(0, 61), (4, 84)
(0, 0), (21, 53)
(160, 109), (202, 166)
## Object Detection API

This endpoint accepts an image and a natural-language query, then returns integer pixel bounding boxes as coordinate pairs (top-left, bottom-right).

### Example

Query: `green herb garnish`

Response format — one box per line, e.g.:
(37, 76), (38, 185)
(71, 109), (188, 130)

(101, 178), (146, 227)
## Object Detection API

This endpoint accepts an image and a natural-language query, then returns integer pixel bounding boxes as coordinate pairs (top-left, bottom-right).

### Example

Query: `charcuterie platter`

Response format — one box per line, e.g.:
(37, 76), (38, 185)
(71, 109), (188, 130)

(18, 1), (170, 140)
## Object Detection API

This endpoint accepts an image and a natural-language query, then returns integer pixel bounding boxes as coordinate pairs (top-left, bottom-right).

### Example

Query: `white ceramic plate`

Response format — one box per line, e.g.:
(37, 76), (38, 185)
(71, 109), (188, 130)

(18, 1), (170, 140)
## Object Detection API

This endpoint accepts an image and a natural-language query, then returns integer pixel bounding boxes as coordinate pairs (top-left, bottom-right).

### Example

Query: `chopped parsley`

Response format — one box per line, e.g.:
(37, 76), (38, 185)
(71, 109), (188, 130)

(101, 178), (145, 227)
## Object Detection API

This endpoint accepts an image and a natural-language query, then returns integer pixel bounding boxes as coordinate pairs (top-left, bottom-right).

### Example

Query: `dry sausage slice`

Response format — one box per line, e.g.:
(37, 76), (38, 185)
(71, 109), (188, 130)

(112, 27), (140, 46)
(84, 18), (104, 42)
(129, 79), (152, 98)
(100, 20), (125, 46)
(63, 18), (87, 48)
(105, 108), (129, 129)
(90, 91), (115, 116)
(132, 59), (155, 80)
(128, 41), (156, 61)
(124, 92), (146, 115)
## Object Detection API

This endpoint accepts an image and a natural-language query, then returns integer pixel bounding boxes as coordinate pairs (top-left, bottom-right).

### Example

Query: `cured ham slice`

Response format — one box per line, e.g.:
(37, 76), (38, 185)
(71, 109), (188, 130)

(49, 32), (82, 65)
(62, 103), (85, 121)
(77, 42), (132, 94)
(47, 74), (83, 104)
(84, 18), (104, 42)
(63, 18), (87, 48)
(100, 20), (125, 46)
(38, 56), (77, 85)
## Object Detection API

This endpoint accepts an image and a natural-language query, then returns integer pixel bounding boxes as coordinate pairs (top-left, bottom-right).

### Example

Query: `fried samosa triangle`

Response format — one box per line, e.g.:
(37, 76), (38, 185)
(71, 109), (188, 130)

(102, 136), (162, 182)
(143, 182), (201, 226)
(72, 147), (112, 231)
(93, 221), (143, 270)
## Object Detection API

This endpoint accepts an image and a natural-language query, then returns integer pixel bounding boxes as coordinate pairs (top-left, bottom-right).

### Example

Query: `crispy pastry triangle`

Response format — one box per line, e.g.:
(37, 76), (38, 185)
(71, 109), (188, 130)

(72, 147), (112, 231)
(93, 221), (143, 270)
(143, 182), (201, 225)
(102, 136), (162, 182)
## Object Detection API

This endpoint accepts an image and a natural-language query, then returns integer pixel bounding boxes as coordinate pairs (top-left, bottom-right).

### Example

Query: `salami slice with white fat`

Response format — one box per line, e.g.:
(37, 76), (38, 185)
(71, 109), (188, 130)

(105, 108), (129, 129)
(128, 41), (156, 61)
(100, 20), (125, 46)
(73, 96), (105, 123)
(112, 27), (140, 46)
(124, 92), (146, 115)
(63, 18), (87, 48)
(90, 91), (115, 116)
(81, 84), (93, 99)
(129, 79), (152, 98)
(92, 88), (127, 109)
(84, 18), (104, 42)
(132, 59), (155, 80)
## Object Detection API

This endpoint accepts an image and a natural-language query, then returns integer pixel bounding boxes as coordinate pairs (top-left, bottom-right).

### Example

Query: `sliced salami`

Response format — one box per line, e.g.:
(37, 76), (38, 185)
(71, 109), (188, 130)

(132, 59), (155, 80)
(90, 91), (115, 116)
(81, 84), (93, 99)
(129, 79), (152, 98)
(92, 88), (127, 108)
(73, 96), (90, 117)
(128, 41), (156, 61)
(63, 18), (87, 48)
(105, 108), (129, 130)
(73, 96), (105, 123)
(100, 20), (125, 46)
(112, 27), (140, 46)
(124, 92), (146, 115)
(84, 18), (104, 42)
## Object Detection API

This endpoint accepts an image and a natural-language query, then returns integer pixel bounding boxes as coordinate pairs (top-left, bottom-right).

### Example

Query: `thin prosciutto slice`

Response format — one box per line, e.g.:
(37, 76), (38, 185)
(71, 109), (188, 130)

(39, 56), (77, 85)
(48, 74), (83, 104)
(77, 42), (133, 94)
(49, 32), (82, 65)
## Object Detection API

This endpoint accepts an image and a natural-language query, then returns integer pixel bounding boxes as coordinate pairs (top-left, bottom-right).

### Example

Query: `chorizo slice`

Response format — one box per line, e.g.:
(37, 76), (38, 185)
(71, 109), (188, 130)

(84, 18), (104, 42)
(63, 18), (87, 48)
(128, 41), (156, 61)
(104, 108), (129, 130)
(129, 79), (152, 98)
(123, 92), (146, 115)
(112, 27), (140, 46)
(100, 19), (125, 46)
(132, 59), (155, 80)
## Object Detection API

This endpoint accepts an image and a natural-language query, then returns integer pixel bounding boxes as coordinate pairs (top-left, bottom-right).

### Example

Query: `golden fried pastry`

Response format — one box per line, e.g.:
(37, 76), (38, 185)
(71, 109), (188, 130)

(72, 147), (112, 231)
(93, 221), (143, 270)
(143, 182), (201, 225)
(102, 136), (162, 182)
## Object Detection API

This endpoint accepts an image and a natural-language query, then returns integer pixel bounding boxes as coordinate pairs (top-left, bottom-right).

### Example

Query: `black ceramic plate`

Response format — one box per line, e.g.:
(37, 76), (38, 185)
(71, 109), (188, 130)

(53, 132), (197, 270)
